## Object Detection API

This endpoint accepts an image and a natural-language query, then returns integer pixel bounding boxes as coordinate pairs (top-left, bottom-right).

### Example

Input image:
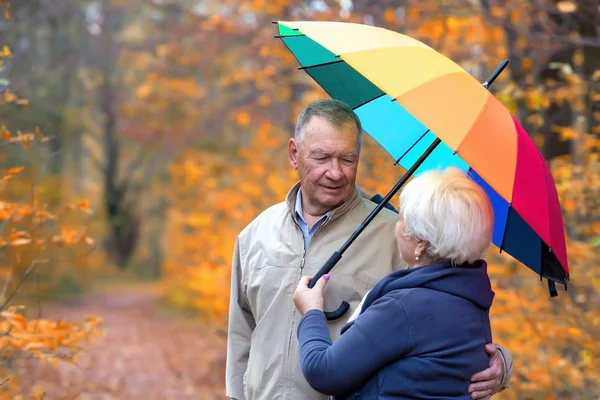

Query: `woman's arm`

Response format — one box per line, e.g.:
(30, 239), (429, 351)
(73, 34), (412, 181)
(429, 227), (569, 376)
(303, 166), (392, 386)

(297, 295), (410, 396)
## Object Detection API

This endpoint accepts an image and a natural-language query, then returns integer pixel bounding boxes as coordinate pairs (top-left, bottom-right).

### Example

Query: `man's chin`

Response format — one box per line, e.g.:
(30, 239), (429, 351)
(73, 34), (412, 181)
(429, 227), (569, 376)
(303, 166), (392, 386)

(317, 190), (350, 208)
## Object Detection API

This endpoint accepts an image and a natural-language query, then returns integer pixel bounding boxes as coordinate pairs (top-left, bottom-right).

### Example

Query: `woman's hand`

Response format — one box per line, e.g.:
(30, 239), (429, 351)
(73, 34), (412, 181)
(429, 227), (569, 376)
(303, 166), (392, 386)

(293, 274), (330, 315)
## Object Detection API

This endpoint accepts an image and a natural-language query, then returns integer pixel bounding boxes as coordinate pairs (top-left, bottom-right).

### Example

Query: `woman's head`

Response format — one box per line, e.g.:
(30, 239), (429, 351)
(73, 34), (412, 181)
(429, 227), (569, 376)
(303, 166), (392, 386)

(395, 167), (494, 268)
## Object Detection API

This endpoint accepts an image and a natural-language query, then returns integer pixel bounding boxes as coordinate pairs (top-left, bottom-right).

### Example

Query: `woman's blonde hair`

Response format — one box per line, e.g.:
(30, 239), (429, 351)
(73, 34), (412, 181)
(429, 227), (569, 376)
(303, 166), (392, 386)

(399, 167), (494, 265)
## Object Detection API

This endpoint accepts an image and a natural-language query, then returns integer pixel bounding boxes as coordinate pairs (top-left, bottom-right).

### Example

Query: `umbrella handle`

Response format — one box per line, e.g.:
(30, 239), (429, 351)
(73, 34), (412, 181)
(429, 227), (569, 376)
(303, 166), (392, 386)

(309, 59), (510, 322)
(308, 252), (351, 320)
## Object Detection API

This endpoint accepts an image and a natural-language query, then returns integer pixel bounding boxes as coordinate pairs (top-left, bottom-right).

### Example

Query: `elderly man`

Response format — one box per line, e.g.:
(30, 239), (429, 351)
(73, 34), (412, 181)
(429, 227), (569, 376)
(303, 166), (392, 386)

(226, 99), (513, 400)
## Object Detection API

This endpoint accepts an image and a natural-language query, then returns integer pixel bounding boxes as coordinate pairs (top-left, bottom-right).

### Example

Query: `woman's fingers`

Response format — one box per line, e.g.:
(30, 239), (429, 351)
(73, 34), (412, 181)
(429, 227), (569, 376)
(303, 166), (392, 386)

(313, 274), (330, 291)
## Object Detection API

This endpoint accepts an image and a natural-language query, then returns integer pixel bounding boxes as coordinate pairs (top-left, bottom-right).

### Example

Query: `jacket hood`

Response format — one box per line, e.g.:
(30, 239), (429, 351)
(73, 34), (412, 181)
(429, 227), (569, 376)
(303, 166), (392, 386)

(363, 260), (495, 310)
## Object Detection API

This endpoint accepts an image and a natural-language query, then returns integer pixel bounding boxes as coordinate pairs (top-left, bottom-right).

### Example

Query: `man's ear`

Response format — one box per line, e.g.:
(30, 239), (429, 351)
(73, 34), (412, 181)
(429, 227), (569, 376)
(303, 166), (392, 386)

(288, 138), (299, 170)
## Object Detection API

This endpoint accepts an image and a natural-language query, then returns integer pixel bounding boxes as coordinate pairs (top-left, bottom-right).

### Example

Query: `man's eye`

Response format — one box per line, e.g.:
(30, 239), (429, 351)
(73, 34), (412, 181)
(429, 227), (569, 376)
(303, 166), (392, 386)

(342, 158), (356, 164)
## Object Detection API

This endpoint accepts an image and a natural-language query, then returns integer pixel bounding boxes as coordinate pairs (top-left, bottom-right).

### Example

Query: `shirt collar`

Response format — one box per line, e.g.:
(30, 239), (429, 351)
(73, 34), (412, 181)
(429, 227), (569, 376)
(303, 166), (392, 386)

(286, 181), (362, 225)
(295, 187), (332, 224)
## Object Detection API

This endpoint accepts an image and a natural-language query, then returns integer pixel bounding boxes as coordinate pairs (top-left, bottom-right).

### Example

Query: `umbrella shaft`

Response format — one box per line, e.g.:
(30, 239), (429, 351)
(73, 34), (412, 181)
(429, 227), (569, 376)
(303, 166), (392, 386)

(483, 59), (509, 89)
(339, 137), (442, 255)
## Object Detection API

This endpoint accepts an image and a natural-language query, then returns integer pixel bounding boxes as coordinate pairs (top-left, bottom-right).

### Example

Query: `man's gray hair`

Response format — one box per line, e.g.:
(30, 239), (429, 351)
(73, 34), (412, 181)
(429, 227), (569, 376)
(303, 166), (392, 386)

(294, 99), (363, 149)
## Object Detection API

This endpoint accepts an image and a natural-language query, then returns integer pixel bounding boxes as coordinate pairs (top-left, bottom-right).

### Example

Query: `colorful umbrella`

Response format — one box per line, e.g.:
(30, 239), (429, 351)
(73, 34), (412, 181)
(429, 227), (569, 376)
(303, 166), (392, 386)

(274, 20), (569, 318)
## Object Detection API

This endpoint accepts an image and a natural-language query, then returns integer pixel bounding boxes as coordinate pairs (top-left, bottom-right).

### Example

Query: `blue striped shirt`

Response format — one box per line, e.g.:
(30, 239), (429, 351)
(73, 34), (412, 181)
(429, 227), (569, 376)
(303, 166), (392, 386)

(294, 188), (332, 248)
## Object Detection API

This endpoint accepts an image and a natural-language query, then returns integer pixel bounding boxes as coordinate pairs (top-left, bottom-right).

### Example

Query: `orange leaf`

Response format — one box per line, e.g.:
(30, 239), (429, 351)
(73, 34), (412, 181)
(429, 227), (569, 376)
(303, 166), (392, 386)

(236, 112), (250, 127)
(573, 49), (584, 66)
(510, 10), (521, 23)
(9, 230), (29, 241)
(564, 199), (575, 212)
(10, 314), (27, 330)
(568, 327), (582, 337)
(136, 84), (151, 99)
(383, 8), (396, 23)
(3, 90), (17, 102)
(6, 166), (23, 175)
(552, 126), (580, 140)
(1, 126), (10, 140)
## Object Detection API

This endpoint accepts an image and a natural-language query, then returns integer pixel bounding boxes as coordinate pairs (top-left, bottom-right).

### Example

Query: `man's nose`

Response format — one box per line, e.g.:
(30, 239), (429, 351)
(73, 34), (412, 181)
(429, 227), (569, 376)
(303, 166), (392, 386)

(326, 159), (343, 180)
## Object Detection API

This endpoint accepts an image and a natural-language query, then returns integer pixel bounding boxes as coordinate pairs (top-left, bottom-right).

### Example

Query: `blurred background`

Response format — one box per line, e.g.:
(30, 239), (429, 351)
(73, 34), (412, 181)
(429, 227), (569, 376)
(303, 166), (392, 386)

(0, 0), (598, 398)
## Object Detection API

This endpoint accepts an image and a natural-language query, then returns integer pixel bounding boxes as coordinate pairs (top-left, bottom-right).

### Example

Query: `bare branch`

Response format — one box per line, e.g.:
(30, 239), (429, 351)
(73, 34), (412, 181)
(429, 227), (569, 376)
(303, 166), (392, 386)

(0, 253), (48, 312)
(0, 264), (14, 307)
(36, 272), (41, 320)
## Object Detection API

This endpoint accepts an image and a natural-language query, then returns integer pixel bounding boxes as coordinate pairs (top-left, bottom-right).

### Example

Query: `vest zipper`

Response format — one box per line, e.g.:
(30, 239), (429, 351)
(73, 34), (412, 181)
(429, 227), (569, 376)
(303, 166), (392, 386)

(300, 248), (306, 270)
(286, 211), (331, 392)
(286, 233), (307, 361)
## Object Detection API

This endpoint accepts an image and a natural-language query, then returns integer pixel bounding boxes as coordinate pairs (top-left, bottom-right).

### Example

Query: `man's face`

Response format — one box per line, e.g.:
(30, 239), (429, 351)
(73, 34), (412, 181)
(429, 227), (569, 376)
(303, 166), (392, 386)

(288, 116), (360, 215)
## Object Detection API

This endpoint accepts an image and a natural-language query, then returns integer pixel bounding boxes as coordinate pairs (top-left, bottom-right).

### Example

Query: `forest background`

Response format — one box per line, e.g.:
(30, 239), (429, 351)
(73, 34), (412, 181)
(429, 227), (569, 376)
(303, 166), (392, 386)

(0, 0), (599, 398)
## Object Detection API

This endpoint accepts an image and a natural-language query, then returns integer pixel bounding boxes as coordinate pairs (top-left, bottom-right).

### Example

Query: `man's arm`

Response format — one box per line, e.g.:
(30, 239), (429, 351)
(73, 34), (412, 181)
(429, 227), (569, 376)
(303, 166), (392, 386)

(468, 343), (514, 399)
(226, 237), (255, 400)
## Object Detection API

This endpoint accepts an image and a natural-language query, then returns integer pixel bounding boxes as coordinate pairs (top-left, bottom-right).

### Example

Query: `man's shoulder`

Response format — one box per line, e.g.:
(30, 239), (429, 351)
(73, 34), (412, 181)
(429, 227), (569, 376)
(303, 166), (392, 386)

(238, 200), (289, 239)
(357, 197), (399, 224)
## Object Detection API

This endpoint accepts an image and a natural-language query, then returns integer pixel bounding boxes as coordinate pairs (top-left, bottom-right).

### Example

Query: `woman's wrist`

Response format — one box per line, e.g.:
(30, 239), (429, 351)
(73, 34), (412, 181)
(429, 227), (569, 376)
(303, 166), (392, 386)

(298, 309), (327, 333)
(304, 308), (325, 316)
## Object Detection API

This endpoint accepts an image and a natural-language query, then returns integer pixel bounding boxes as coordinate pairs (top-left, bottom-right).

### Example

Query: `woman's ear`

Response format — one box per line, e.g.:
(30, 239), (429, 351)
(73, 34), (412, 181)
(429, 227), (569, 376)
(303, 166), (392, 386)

(416, 240), (429, 255)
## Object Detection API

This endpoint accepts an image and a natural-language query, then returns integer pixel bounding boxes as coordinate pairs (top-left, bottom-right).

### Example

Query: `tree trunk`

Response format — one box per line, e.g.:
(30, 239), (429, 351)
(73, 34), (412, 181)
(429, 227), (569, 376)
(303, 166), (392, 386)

(100, 0), (139, 269)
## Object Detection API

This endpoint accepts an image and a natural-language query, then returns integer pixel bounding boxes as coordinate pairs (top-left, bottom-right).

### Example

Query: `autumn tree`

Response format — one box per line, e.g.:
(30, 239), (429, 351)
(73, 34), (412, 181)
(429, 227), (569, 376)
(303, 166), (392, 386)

(159, 1), (599, 397)
(0, 2), (104, 397)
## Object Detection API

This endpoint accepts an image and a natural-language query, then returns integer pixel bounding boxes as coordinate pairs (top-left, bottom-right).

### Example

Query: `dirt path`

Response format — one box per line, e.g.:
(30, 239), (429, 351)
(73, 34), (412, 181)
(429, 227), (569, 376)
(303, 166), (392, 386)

(17, 285), (227, 400)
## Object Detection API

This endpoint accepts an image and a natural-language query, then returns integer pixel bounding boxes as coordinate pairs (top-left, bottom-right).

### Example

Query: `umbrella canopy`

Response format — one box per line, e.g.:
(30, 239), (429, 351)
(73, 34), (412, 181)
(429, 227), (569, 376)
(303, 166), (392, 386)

(275, 20), (569, 287)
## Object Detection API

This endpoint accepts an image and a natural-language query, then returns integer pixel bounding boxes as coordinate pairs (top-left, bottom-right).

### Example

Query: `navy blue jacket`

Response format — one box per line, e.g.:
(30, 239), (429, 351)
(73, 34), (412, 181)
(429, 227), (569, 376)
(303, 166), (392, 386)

(297, 261), (495, 399)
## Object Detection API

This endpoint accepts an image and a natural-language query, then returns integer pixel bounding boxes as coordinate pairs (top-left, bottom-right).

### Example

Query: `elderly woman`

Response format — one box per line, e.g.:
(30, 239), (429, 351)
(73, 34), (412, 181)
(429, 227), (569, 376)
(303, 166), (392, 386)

(293, 167), (496, 399)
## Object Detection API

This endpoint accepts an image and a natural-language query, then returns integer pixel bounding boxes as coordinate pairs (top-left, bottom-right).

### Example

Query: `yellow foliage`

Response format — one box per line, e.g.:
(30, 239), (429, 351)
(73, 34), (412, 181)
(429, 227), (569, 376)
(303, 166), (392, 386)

(0, 67), (103, 395)
(0, 306), (103, 357)
(553, 126), (581, 141)
(445, 16), (459, 31)
(0, 45), (10, 58)
(136, 84), (152, 99)
(151, 0), (600, 396)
